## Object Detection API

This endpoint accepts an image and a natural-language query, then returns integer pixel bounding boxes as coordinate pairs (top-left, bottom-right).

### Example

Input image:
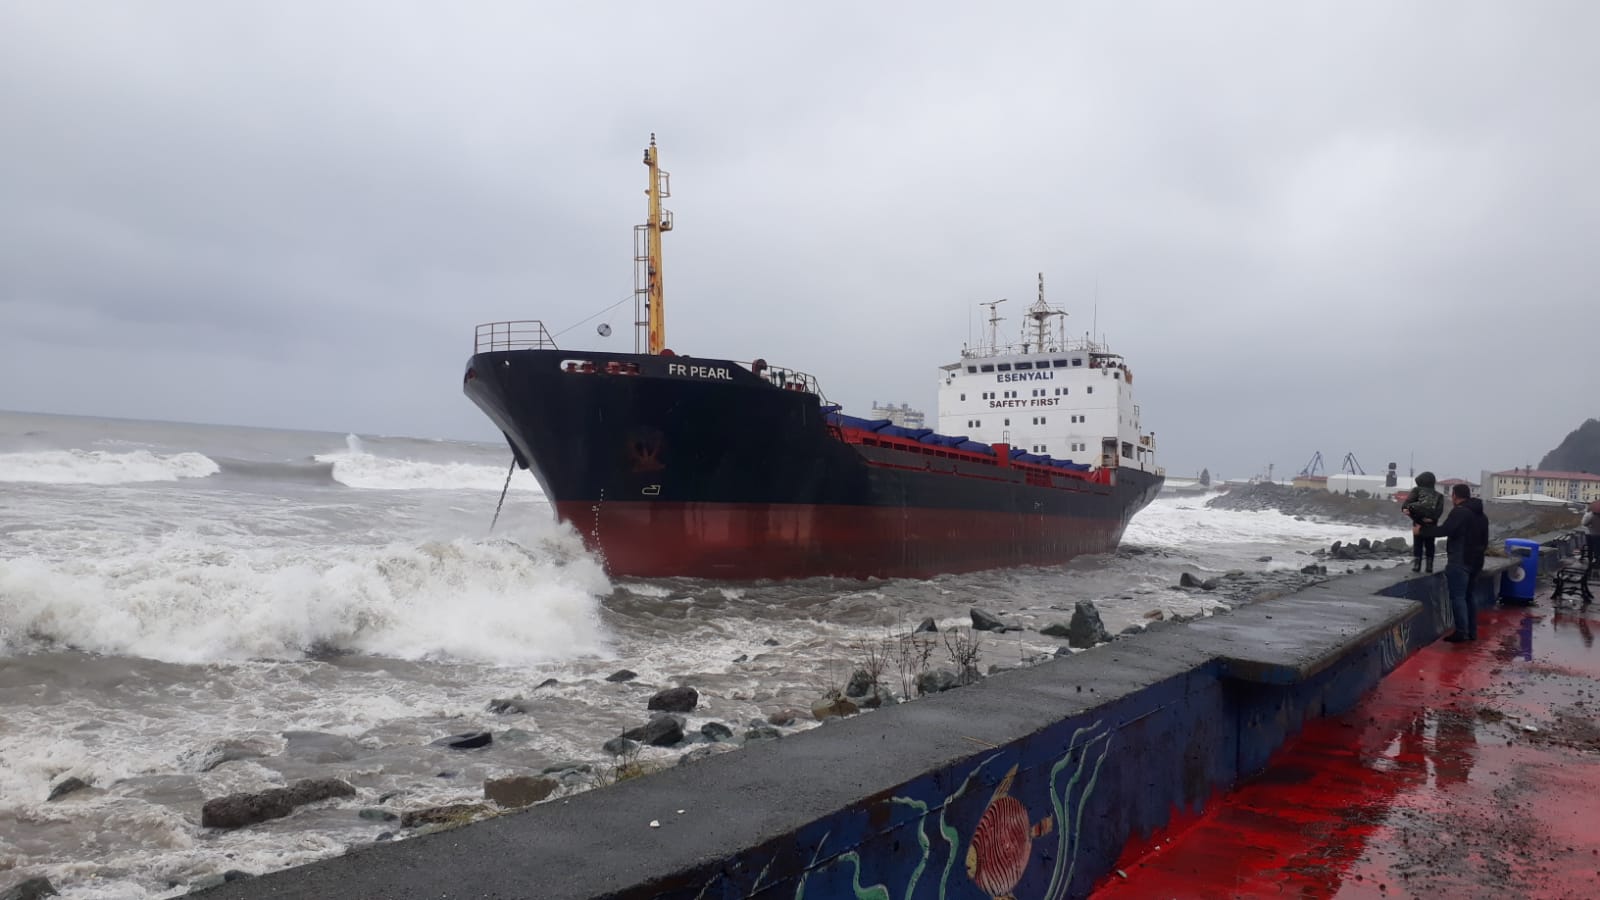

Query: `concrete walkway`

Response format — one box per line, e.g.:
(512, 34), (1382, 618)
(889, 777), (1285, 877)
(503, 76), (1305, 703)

(1097, 590), (1600, 899)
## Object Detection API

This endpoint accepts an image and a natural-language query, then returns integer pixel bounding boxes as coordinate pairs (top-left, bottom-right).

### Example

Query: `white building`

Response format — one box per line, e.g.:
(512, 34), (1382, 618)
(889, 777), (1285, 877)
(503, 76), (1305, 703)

(934, 276), (1157, 472)
(869, 401), (926, 429)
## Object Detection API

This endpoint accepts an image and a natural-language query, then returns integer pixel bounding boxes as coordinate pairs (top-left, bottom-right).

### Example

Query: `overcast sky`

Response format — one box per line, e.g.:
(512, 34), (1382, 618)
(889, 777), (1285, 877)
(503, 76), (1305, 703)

(2, 2), (1596, 481)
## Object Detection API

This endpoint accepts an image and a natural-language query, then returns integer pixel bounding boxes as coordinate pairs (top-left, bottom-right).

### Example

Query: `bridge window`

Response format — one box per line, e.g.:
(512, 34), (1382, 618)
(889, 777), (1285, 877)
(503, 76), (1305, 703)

(980, 364), (994, 372)
(1072, 358), (1083, 367)
(966, 366), (977, 373)
(1052, 359), (1069, 367)
(1015, 362), (1033, 370)
(997, 363), (1012, 372)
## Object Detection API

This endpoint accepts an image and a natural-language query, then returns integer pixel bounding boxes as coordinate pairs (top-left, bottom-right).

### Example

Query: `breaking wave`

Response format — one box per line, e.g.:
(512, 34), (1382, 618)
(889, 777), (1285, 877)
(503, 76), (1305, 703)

(315, 434), (535, 492)
(0, 534), (610, 665)
(0, 449), (220, 485)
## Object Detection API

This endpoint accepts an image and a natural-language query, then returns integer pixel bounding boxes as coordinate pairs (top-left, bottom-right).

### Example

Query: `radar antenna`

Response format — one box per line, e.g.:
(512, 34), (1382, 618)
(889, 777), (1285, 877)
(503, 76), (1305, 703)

(979, 298), (1008, 355)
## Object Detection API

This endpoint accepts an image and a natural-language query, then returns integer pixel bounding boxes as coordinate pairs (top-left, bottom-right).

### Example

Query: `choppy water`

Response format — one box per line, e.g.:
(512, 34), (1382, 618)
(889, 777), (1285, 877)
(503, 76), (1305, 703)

(0, 410), (1403, 898)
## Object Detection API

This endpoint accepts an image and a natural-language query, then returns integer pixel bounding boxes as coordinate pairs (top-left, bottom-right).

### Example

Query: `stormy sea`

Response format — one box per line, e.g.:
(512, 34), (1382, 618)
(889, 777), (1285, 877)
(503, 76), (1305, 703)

(0, 410), (1405, 898)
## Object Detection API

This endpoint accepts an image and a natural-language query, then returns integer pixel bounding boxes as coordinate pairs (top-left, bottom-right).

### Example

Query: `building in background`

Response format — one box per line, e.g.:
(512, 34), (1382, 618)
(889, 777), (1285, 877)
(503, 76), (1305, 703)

(869, 401), (925, 429)
(1482, 468), (1600, 504)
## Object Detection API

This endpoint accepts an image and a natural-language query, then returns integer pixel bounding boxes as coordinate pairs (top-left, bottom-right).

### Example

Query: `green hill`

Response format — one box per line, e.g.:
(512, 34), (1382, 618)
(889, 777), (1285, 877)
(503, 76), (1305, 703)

(1538, 418), (1600, 473)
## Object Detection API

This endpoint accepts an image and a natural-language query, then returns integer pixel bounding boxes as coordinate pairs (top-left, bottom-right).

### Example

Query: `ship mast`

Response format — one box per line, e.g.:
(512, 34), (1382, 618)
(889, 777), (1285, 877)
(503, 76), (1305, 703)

(979, 298), (1007, 355)
(634, 134), (673, 354)
(1023, 272), (1066, 353)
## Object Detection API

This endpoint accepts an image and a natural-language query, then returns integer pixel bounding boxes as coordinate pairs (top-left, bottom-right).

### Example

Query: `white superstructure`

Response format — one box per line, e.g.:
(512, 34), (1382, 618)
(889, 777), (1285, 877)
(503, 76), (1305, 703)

(870, 401), (926, 429)
(936, 275), (1158, 472)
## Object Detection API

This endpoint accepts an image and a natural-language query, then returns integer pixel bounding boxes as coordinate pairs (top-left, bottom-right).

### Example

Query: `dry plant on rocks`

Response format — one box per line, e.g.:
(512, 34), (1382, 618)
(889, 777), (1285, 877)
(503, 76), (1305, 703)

(943, 627), (983, 685)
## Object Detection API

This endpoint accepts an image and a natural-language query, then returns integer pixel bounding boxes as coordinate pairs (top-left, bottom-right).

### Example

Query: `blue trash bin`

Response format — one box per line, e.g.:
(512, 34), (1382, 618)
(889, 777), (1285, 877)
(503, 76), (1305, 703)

(1500, 538), (1540, 603)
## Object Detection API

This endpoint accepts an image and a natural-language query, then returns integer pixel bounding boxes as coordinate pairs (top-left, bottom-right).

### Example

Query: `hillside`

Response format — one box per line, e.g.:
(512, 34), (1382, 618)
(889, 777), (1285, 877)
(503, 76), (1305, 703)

(1538, 418), (1600, 474)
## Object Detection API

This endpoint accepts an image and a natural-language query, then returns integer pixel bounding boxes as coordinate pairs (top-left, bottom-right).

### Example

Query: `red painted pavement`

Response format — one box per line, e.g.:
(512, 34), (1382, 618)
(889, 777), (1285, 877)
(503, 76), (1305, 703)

(1098, 594), (1600, 900)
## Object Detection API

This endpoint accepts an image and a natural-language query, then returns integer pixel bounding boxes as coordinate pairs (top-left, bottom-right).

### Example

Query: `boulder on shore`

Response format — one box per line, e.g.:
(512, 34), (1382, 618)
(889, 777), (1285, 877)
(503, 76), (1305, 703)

(844, 669), (877, 698)
(483, 775), (558, 809)
(486, 698), (531, 715)
(400, 803), (491, 829)
(811, 696), (859, 721)
(201, 778), (355, 830)
(622, 714), (685, 747)
(47, 776), (91, 802)
(646, 686), (699, 713)
(0, 877), (57, 900)
(1067, 600), (1113, 649)
(431, 731), (493, 750)
(916, 669), (960, 696)
(970, 607), (1008, 632)
(1178, 572), (1205, 588)
(605, 669), (637, 683)
(700, 721), (734, 742)
(914, 617), (939, 634)
(1039, 623), (1071, 638)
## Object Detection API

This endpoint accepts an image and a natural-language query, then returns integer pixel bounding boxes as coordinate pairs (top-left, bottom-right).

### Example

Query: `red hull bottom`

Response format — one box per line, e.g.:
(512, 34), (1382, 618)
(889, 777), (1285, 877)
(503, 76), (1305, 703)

(553, 501), (1125, 579)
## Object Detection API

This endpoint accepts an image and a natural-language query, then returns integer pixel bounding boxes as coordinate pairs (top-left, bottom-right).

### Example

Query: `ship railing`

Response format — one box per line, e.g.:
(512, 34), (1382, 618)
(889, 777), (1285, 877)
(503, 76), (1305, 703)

(475, 321), (559, 353)
(756, 364), (823, 397)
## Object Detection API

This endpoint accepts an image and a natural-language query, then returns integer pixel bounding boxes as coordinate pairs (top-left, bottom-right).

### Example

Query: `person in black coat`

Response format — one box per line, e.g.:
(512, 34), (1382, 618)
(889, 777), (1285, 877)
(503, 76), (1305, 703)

(1416, 483), (1489, 641)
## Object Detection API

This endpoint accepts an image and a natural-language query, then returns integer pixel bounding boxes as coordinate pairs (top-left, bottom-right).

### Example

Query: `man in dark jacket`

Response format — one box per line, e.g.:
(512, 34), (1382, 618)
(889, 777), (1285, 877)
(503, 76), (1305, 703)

(1416, 483), (1490, 641)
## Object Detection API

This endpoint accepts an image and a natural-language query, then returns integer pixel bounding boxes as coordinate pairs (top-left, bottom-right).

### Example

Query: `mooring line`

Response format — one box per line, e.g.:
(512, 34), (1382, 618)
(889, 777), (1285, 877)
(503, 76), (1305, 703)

(490, 458), (515, 532)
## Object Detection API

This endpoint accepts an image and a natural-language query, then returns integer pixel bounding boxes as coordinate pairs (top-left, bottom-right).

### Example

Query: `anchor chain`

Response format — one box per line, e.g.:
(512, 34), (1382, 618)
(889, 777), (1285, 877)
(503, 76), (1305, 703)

(490, 458), (516, 532)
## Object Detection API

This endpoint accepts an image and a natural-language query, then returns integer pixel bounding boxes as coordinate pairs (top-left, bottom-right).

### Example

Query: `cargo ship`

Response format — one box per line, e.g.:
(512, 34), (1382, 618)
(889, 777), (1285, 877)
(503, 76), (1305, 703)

(463, 137), (1163, 579)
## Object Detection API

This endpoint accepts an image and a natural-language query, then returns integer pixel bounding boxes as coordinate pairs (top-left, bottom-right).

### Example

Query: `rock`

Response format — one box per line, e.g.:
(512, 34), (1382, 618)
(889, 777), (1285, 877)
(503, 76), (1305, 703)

(1200, 578), (1220, 591)
(744, 722), (782, 742)
(1178, 572), (1205, 588)
(535, 677), (560, 689)
(1053, 646), (1072, 657)
(811, 696), (859, 721)
(431, 731), (492, 750)
(186, 738), (274, 773)
(732, 654), (748, 663)
(858, 686), (897, 709)
(622, 714), (685, 747)
(679, 744), (738, 766)
(1039, 622), (1071, 638)
(1143, 609), (1165, 620)
(969, 607), (1008, 632)
(484, 775), (558, 809)
(486, 698), (531, 715)
(1256, 555), (1273, 562)
(602, 736), (639, 756)
(1300, 564), (1323, 575)
(47, 776), (91, 801)
(1383, 536), (1410, 552)
(1119, 623), (1144, 636)
(914, 617), (939, 634)
(0, 877), (57, 900)
(844, 669), (876, 698)
(1068, 600), (1113, 649)
(1224, 570), (1245, 579)
(282, 731), (363, 764)
(700, 721), (734, 742)
(1358, 538), (1371, 550)
(762, 638), (780, 646)
(540, 761), (592, 776)
(400, 803), (490, 829)
(766, 708), (805, 727)
(185, 871), (254, 894)
(646, 686), (699, 713)
(201, 778), (356, 830)
(916, 669), (960, 695)
(605, 669), (637, 683)
(358, 808), (398, 822)
(373, 831), (394, 843)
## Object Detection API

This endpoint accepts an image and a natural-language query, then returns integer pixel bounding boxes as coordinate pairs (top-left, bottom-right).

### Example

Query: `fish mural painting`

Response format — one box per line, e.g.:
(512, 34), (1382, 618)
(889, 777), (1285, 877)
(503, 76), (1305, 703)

(966, 765), (1055, 898)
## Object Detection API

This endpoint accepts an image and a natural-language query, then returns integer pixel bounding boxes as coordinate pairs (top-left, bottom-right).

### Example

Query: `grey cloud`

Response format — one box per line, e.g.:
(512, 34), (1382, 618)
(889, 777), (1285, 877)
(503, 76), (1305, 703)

(2, 1), (1597, 481)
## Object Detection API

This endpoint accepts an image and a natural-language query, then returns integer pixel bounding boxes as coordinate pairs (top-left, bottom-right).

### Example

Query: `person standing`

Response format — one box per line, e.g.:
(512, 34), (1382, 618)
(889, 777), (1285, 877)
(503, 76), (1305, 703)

(1416, 483), (1490, 642)
(1584, 501), (1600, 568)
(1402, 471), (1445, 572)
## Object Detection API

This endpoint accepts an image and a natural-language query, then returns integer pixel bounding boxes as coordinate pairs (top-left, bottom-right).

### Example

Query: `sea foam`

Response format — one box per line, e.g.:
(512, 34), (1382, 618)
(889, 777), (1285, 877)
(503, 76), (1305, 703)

(315, 434), (540, 492)
(0, 449), (220, 485)
(0, 533), (609, 665)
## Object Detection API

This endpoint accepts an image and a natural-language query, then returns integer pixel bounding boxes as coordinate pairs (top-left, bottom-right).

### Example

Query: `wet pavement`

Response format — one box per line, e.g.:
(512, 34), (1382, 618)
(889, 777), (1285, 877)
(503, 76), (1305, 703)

(1097, 592), (1600, 899)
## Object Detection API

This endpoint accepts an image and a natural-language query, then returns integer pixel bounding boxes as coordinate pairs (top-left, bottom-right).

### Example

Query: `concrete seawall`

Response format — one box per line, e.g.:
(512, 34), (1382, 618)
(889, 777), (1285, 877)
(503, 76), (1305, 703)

(210, 545), (1565, 900)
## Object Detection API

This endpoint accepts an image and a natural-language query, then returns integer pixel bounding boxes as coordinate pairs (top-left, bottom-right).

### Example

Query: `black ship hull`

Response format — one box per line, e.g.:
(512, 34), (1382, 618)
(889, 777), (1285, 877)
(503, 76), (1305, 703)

(464, 349), (1162, 579)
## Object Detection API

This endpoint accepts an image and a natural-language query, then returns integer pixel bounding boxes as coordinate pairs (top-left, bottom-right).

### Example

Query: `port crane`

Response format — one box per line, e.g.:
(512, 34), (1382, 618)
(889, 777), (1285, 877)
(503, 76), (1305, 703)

(1298, 452), (1325, 478)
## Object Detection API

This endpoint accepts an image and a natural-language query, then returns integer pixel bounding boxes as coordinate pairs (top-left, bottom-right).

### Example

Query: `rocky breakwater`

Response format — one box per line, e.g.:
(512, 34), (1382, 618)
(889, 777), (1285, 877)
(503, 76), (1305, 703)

(1208, 482), (1408, 526)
